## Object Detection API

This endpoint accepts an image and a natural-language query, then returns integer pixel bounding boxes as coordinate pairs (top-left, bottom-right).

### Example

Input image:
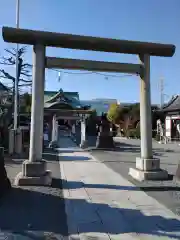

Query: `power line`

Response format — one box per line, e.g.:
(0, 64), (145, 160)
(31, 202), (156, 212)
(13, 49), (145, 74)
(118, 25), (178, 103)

(94, 72), (133, 78)
(51, 69), (94, 75)
(49, 68), (134, 79)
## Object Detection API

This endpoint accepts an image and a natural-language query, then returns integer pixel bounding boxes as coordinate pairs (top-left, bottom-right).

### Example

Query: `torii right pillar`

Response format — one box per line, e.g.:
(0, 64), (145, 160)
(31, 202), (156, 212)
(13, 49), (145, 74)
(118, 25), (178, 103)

(129, 54), (168, 181)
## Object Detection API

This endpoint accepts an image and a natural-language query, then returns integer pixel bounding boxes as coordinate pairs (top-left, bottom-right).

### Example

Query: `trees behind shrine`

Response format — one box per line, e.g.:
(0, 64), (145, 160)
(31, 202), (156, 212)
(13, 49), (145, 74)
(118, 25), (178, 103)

(107, 102), (160, 138)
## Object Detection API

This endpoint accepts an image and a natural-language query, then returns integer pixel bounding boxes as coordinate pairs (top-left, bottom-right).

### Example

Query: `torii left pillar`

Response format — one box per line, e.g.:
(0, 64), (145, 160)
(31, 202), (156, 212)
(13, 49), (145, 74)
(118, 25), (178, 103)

(14, 44), (52, 186)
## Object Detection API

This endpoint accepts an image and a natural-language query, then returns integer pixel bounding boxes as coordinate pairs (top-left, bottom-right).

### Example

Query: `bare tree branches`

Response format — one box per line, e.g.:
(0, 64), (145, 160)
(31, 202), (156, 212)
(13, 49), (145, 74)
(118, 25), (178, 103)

(20, 72), (31, 77)
(4, 46), (27, 58)
(0, 56), (15, 65)
(18, 83), (32, 87)
(0, 70), (15, 81)
(4, 48), (16, 57)
(19, 78), (31, 83)
(0, 46), (32, 88)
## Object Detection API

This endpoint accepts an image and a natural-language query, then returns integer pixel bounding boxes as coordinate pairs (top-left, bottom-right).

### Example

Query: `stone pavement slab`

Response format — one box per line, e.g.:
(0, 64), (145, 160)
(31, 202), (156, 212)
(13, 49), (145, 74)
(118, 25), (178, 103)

(59, 142), (180, 239)
(58, 135), (80, 149)
(90, 139), (180, 216)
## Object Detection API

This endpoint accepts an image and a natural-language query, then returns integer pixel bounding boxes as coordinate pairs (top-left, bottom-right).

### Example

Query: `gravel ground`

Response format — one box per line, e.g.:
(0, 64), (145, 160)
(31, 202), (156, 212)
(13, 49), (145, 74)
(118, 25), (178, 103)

(89, 138), (180, 217)
(0, 151), (68, 240)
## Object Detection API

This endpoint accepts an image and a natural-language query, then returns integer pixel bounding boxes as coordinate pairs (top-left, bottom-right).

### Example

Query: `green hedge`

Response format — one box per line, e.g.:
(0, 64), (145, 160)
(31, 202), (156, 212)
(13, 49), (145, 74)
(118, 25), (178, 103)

(126, 127), (140, 139)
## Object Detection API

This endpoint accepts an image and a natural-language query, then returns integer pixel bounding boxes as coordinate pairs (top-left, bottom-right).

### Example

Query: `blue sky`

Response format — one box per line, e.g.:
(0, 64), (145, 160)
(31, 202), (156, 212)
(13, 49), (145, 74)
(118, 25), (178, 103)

(0, 0), (179, 103)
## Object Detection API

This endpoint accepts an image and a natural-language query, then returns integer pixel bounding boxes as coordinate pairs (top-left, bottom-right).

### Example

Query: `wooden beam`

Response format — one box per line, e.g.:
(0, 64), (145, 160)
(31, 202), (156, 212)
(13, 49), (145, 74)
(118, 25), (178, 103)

(2, 26), (175, 57)
(46, 57), (141, 74)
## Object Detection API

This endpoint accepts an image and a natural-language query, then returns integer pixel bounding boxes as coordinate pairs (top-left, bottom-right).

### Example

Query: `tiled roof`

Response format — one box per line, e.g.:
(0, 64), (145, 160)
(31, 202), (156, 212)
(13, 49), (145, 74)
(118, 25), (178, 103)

(161, 95), (180, 111)
(44, 89), (79, 102)
(44, 89), (86, 109)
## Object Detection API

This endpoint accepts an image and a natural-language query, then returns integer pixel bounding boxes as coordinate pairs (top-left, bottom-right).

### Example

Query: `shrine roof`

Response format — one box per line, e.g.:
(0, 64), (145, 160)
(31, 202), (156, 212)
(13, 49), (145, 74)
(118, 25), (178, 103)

(160, 95), (180, 112)
(44, 88), (89, 110)
(44, 89), (79, 102)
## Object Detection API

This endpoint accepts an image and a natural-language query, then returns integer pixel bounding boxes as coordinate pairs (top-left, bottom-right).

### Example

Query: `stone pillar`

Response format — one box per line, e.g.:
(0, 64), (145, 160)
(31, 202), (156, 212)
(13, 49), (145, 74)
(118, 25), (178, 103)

(80, 120), (88, 148)
(129, 54), (168, 181)
(48, 115), (53, 142)
(70, 124), (76, 142)
(29, 45), (45, 162)
(49, 114), (59, 148)
(9, 129), (15, 155)
(9, 128), (22, 155)
(14, 44), (52, 186)
(51, 114), (58, 142)
(139, 54), (153, 159)
(15, 128), (22, 155)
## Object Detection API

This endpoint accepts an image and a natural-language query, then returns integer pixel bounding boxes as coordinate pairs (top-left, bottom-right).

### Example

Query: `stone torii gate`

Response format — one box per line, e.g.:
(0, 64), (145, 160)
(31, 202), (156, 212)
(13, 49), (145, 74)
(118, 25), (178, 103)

(2, 26), (175, 185)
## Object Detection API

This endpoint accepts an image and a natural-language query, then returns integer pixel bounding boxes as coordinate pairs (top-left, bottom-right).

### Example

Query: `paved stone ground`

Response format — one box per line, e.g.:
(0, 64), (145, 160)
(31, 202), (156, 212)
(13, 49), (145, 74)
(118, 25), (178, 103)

(89, 137), (180, 217)
(0, 150), (68, 240)
(59, 136), (180, 239)
(3, 131), (180, 239)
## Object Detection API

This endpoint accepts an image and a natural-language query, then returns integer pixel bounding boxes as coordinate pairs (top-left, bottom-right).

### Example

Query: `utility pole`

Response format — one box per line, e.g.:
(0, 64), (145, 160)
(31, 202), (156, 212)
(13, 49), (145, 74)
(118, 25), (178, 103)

(160, 77), (164, 109)
(14, 0), (20, 130)
(10, 0), (21, 155)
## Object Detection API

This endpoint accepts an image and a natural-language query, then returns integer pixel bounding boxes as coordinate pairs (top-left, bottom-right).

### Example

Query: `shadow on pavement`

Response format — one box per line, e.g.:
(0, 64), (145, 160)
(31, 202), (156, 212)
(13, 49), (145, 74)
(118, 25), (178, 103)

(57, 149), (83, 153)
(52, 178), (180, 192)
(87, 140), (174, 157)
(4, 152), (29, 165)
(0, 187), (179, 239)
(113, 146), (175, 157)
(59, 155), (91, 161)
(98, 158), (178, 167)
(42, 152), (59, 162)
(0, 186), (68, 238)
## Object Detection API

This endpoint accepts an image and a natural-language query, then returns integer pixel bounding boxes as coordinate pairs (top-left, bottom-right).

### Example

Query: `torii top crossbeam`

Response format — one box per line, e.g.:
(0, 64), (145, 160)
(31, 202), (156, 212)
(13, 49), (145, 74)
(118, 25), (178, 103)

(2, 26), (175, 57)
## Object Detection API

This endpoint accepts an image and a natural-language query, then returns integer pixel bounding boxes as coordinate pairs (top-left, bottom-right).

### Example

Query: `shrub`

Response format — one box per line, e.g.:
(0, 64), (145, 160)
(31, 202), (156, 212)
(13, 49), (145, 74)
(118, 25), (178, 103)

(126, 127), (140, 139)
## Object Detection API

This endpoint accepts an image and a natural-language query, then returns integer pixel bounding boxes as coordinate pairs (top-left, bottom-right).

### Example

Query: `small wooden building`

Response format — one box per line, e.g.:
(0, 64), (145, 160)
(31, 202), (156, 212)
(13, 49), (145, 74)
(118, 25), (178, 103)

(160, 95), (180, 141)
